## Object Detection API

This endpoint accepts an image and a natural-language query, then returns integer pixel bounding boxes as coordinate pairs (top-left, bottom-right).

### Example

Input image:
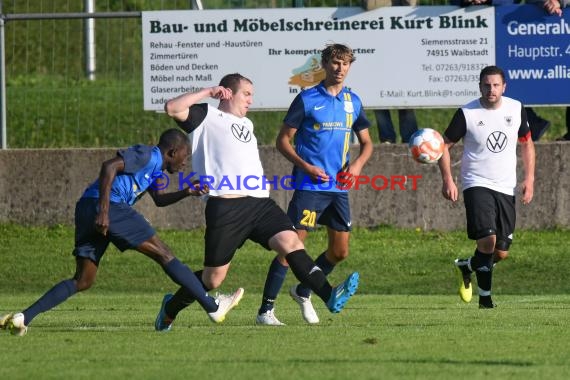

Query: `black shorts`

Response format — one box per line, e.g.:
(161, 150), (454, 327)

(203, 196), (295, 267)
(287, 190), (351, 232)
(463, 187), (515, 246)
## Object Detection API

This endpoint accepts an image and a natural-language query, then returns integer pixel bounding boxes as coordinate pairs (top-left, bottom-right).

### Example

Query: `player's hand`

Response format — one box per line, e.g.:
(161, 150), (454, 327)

(441, 180), (458, 202)
(186, 180), (209, 196)
(336, 171), (354, 190)
(94, 213), (110, 236)
(343, 162), (364, 178)
(520, 181), (534, 205)
(543, 0), (562, 16)
(336, 163), (362, 190)
(306, 165), (330, 183)
(209, 86), (233, 100)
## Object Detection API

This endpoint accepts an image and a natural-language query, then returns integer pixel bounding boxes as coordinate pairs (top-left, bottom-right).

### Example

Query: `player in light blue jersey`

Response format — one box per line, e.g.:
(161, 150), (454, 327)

(285, 74), (371, 192)
(1, 129), (243, 336)
(257, 43), (374, 325)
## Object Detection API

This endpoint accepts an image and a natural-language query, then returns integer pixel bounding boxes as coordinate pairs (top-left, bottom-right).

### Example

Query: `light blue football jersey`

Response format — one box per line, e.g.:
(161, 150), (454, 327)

(81, 145), (163, 205)
(284, 81), (370, 192)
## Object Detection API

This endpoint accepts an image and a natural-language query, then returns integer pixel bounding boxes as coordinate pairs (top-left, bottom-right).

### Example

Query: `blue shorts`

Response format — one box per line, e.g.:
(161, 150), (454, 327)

(72, 198), (155, 264)
(287, 190), (351, 232)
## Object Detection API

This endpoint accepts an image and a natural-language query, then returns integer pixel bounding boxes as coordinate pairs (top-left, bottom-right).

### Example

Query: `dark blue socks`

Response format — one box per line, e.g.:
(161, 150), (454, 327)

(163, 258), (217, 313)
(22, 258), (217, 326)
(258, 257), (289, 314)
(23, 278), (76, 325)
(166, 270), (210, 318)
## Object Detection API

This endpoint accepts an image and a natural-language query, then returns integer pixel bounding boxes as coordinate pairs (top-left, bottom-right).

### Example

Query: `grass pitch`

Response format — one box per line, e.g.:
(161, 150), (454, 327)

(1, 224), (569, 379)
(2, 294), (569, 379)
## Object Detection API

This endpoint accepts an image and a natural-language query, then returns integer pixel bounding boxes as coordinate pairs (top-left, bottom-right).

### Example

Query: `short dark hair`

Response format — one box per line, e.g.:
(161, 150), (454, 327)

(321, 43), (355, 64)
(480, 65), (505, 83)
(219, 73), (253, 94)
(158, 128), (189, 150)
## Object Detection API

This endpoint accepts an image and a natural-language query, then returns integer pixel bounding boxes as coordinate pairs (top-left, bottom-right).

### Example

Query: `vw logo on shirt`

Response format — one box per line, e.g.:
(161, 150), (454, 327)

(231, 123), (251, 143)
(486, 131), (508, 153)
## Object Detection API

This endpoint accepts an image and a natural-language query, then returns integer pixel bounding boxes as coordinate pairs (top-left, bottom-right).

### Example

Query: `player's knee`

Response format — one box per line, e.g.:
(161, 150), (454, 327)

(269, 230), (304, 254)
(329, 248), (349, 263)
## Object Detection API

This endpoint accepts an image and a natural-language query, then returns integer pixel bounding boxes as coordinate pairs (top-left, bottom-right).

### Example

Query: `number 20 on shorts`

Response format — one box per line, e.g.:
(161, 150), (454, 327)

(300, 210), (316, 228)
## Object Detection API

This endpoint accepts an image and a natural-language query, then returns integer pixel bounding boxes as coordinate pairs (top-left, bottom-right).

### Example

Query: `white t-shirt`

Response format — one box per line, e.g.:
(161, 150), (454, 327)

(187, 104), (269, 198)
(445, 96), (530, 195)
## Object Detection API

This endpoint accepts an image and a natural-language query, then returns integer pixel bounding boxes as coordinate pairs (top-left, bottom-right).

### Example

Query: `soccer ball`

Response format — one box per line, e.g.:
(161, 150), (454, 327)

(408, 128), (445, 164)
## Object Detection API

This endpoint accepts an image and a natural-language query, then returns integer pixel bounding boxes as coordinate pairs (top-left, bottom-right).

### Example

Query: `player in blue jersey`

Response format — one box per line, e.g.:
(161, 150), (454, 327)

(256, 43), (374, 325)
(0, 129), (243, 336)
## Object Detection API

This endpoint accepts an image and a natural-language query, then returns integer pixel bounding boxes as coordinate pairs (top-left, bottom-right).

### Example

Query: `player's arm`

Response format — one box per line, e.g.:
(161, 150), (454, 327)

(346, 128), (373, 177)
(346, 106), (374, 176)
(96, 156), (125, 236)
(519, 139), (535, 205)
(148, 180), (208, 207)
(437, 137), (458, 202)
(164, 86), (232, 123)
(276, 124), (329, 182)
(518, 107), (535, 205)
(437, 109), (464, 202)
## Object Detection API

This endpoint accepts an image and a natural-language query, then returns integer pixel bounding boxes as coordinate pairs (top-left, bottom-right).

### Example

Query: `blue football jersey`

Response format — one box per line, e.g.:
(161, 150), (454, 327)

(81, 145), (163, 205)
(284, 81), (370, 192)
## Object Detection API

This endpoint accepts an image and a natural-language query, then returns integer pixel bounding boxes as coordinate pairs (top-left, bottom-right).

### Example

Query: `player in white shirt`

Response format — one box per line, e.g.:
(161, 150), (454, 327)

(438, 65), (535, 308)
(153, 73), (360, 330)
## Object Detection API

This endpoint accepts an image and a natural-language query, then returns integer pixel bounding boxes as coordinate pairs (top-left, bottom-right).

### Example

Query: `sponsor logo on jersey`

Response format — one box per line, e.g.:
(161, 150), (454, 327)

(486, 131), (507, 153)
(231, 123), (252, 143)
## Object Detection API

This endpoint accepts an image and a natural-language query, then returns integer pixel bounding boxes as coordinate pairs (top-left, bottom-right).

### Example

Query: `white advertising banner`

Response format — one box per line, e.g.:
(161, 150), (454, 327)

(142, 6), (495, 111)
